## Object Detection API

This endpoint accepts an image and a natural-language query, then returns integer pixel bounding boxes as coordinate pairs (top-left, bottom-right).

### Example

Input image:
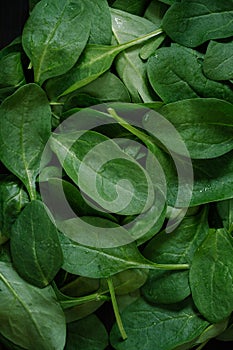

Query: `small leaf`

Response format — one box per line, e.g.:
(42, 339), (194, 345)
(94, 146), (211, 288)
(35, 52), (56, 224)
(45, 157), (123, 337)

(147, 44), (233, 104)
(11, 200), (63, 288)
(203, 40), (233, 81)
(190, 229), (233, 323)
(154, 98), (233, 159)
(45, 28), (163, 98)
(162, 0), (233, 47)
(142, 209), (209, 304)
(22, 0), (92, 84)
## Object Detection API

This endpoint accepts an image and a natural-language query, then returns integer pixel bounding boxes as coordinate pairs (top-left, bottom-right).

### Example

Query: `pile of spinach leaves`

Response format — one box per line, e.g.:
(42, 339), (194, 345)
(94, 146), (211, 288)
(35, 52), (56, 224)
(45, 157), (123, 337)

(0, 0), (233, 349)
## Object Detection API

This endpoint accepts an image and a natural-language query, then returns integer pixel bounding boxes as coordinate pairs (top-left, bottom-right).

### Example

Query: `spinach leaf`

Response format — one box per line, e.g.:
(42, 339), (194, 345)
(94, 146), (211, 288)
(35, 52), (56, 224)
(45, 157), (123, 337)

(142, 208), (209, 304)
(57, 72), (131, 110)
(155, 148), (233, 207)
(111, 8), (159, 102)
(59, 229), (151, 278)
(45, 27), (162, 98)
(10, 200), (63, 288)
(190, 229), (233, 323)
(0, 52), (25, 89)
(147, 44), (233, 103)
(59, 226), (187, 278)
(110, 298), (209, 350)
(65, 314), (108, 350)
(50, 130), (154, 216)
(155, 98), (233, 159)
(203, 40), (233, 81)
(0, 84), (51, 200)
(22, 0), (92, 85)
(0, 261), (66, 349)
(0, 176), (28, 238)
(162, 0), (233, 47)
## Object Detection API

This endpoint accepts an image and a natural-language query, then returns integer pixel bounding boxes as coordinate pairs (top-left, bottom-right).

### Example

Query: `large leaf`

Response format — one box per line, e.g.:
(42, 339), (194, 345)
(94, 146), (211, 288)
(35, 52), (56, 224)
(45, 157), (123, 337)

(45, 28), (162, 98)
(110, 298), (209, 350)
(153, 98), (233, 159)
(203, 40), (233, 81)
(162, 0), (233, 47)
(0, 176), (28, 238)
(111, 8), (159, 102)
(142, 209), (209, 304)
(0, 84), (51, 200)
(22, 0), (91, 85)
(147, 44), (233, 104)
(190, 229), (233, 323)
(50, 130), (154, 216)
(10, 200), (63, 288)
(65, 314), (108, 350)
(59, 224), (187, 278)
(0, 261), (66, 349)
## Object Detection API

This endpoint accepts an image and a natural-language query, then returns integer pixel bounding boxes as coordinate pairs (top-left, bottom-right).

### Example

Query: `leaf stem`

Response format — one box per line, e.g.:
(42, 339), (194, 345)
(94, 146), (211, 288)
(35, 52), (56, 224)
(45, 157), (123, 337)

(59, 293), (109, 310)
(119, 28), (163, 51)
(107, 277), (127, 340)
(107, 107), (155, 151)
(147, 263), (189, 270)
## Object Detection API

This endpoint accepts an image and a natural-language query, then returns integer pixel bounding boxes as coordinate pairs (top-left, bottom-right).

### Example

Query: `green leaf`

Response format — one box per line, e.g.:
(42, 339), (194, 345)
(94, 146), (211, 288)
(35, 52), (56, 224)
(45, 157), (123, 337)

(162, 0), (233, 47)
(10, 200), (63, 288)
(22, 0), (92, 85)
(155, 98), (233, 159)
(0, 261), (66, 349)
(110, 298), (209, 350)
(156, 148), (233, 207)
(203, 40), (233, 81)
(217, 199), (233, 234)
(50, 130), (154, 216)
(61, 72), (131, 109)
(0, 84), (51, 200)
(190, 229), (233, 323)
(142, 209), (209, 304)
(147, 44), (233, 104)
(0, 176), (28, 238)
(65, 300), (105, 323)
(111, 8), (159, 102)
(65, 315), (108, 350)
(0, 52), (25, 88)
(45, 28), (163, 98)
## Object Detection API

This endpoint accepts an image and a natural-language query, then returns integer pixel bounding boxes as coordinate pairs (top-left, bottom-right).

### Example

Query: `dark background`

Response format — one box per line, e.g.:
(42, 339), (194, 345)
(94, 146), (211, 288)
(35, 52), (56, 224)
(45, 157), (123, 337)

(0, 1), (232, 349)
